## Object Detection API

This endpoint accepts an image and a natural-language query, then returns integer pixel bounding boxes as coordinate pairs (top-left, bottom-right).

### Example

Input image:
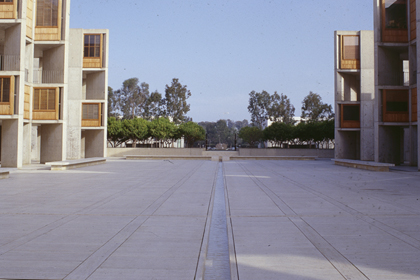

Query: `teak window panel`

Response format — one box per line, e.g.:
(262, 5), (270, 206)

(0, 0), (16, 19)
(0, 76), (14, 115)
(382, 0), (408, 42)
(382, 89), (409, 122)
(33, 88), (59, 120)
(35, 0), (62, 41)
(83, 34), (103, 68)
(340, 35), (360, 69)
(340, 104), (360, 128)
(36, 0), (58, 27)
(410, 0), (416, 40)
(82, 103), (101, 127)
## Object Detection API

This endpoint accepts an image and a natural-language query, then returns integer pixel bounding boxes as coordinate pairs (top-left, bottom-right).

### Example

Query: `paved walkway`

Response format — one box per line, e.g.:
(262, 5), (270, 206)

(0, 159), (419, 279)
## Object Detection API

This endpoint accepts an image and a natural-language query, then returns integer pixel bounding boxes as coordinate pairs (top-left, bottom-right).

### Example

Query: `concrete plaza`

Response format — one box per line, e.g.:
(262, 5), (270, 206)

(0, 159), (419, 279)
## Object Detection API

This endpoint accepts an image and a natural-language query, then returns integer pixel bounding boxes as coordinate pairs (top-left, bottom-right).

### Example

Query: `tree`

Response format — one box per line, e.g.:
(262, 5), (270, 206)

(247, 90), (271, 128)
(108, 86), (119, 117)
(239, 126), (263, 147)
(164, 78), (191, 124)
(143, 90), (164, 120)
(179, 122), (206, 148)
(107, 117), (126, 147)
(263, 122), (293, 147)
(117, 78), (150, 119)
(268, 92), (296, 124)
(301, 91), (334, 121)
(123, 118), (149, 146)
(148, 117), (178, 146)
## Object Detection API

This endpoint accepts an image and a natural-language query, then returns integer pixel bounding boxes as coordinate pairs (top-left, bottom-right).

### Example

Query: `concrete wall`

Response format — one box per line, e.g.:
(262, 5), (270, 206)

(40, 124), (64, 163)
(107, 148), (205, 157)
(238, 148), (334, 158)
(84, 130), (105, 158)
(85, 71), (105, 100)
(1, 119), (20, 167)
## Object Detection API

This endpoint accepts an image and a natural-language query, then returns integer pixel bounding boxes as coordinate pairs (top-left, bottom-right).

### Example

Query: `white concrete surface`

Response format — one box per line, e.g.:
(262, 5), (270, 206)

(0, 159), (419, 279)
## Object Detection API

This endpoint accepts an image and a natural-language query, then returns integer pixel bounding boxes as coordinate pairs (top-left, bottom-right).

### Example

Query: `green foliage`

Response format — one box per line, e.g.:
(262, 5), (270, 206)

(116, 78), (150, 119)
(247, 90), (271, 128)
(143, 90), (164, 120)
(108, 86), (119, 117)
(148, 117), (178, 145)
(301, 91), (334, 121)
(262, 119), (335, 148)
(164, 78), (191, 124)
(122, 118), (149, 145)
(179, 122), (206, 148)
(107, 117), (126, 147)
(239, 126), (263, 147)
(263, 122), (293, 147)
(248, 90), (296, 128)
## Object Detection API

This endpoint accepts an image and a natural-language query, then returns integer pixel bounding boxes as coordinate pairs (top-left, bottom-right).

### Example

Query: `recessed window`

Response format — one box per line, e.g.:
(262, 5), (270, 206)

(385, 90), (408, 112)
(342, 36), (360, 60)
(0, 77), (10, 103)
(33, 88), (56, 110)
(385, 0), (407, 29)
(82, 104), (99, 120)
(0, 0), (13, 3)
(36, 0), (59, 27)
(84, 35), (101, 58)
(343, 105), (360, 121)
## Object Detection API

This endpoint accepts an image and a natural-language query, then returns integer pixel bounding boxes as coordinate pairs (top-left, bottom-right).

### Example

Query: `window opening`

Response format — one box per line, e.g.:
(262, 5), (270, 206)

(84, 35), (101, 58)
(385, 0), (407, 29)
(36, 0), (59, 27)
(0, 77), (10, 103)
(33, 88), (56, 110)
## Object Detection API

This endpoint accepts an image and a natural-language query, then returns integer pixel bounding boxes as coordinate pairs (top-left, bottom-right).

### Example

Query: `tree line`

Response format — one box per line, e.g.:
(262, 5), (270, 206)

(240, 90), (335, 148)
(107, 117), (205, 148)
(108, 77), (191, 123)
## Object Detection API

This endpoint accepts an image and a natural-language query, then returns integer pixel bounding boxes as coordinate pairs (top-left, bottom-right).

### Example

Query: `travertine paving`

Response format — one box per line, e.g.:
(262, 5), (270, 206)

(0, 158), (419, 279)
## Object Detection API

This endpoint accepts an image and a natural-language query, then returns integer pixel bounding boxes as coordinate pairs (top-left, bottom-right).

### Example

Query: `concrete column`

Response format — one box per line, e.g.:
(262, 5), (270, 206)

(40, 124), (65, 163)
(22, 123), (31, 165)
(1, 119), (22, 168)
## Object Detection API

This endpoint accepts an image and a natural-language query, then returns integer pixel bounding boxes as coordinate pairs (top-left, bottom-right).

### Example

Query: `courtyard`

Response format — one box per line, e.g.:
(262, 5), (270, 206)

(0, 159), (419, 279)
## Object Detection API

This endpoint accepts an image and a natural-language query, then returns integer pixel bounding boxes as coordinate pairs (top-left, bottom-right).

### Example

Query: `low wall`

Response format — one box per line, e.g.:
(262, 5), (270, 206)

(238, 148), (334, 158)
(108, 147), (334, 158)
(107, 148), (204, 157)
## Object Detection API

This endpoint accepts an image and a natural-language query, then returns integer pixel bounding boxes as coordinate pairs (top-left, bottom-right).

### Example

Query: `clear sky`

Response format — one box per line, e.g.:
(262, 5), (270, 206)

(70, 0), (373, 122)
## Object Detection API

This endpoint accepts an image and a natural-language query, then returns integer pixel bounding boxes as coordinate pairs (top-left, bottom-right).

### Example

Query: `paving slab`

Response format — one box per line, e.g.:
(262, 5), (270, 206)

(0, 158), (418, 279)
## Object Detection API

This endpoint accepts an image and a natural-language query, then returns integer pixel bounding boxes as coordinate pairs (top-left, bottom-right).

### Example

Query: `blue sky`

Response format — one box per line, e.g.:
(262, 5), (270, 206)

(70, 0), (373, 122)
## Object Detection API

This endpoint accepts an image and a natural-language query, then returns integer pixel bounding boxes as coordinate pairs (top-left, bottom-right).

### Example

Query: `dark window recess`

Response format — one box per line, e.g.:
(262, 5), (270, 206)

(386, 101), (408, 111)
(343, 105), (360, 121)
(385, 90), (409, 112)
(385, 0), (407, 29)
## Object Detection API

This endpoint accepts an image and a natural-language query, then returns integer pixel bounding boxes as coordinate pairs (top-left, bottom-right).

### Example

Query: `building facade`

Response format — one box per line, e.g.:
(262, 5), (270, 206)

(0, 0), (108, 168)
(335, 0), (419, 170)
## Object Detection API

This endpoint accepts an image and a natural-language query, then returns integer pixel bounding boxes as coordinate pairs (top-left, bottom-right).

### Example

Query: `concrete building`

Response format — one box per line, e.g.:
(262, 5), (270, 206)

(335, 0), (420, 170)
(0, 0), (108, 168)
(334, 30), (375, 161)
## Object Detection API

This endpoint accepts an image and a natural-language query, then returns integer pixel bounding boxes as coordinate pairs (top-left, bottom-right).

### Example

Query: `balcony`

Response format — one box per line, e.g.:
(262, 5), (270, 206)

(382, 89), (409, 122)
(0, 1), (17, 19)
(82, 103), (102, 127)
(0, 55), (20, 71)
(340, 104), (360, 128)
(33, 69), (64, 84)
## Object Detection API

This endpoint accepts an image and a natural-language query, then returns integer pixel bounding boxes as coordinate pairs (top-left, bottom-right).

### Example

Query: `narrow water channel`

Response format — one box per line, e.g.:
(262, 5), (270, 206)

(204, 163), (231, 280)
